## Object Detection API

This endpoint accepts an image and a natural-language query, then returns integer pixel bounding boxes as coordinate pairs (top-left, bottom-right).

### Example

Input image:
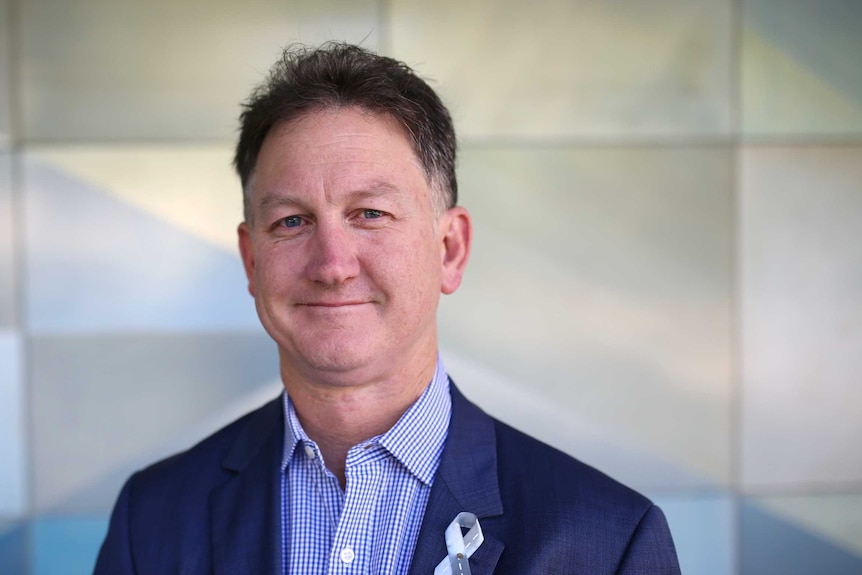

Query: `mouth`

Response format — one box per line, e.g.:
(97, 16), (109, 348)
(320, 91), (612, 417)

(298, 301), (371, 308)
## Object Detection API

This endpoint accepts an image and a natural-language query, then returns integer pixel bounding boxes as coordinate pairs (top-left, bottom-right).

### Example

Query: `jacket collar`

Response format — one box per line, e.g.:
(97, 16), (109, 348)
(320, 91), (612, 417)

(211, 397), (283, 575)
(408, 382), (505, 575)
(208, 382), (506, 575)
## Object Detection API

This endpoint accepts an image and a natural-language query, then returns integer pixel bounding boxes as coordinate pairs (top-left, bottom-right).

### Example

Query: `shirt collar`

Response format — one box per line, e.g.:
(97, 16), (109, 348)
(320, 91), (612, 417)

(281, 392), (308, 471)
(378, 358), (451, 485)
(281, 356), (452, 486)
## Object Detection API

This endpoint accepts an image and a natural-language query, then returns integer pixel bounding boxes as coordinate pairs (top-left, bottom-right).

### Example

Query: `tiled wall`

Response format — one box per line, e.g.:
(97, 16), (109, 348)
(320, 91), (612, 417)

(1, 1), (860, 573)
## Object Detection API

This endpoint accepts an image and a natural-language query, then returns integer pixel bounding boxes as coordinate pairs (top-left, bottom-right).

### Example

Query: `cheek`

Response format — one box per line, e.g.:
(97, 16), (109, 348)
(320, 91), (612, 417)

(255, 244), (296, 287)
(383, 239), (443, 302)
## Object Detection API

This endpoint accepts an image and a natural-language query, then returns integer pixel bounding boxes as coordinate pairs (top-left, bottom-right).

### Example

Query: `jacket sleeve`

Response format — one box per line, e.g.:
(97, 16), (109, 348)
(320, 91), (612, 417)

(615, 505), (681, 575)
(93, 476), (137, 575)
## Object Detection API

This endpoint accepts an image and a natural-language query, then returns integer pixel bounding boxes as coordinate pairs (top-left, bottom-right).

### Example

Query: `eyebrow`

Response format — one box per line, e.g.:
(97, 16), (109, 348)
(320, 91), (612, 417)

(256, 182), (403, 213)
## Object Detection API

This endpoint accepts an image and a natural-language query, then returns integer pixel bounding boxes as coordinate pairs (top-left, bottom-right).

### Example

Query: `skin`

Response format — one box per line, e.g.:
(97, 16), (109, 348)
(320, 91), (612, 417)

(238, 107), (471, 487)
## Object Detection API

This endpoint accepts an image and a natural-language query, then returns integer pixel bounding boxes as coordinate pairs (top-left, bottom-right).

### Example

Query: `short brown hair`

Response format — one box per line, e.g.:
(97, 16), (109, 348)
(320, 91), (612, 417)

(234, 42), (457, 220)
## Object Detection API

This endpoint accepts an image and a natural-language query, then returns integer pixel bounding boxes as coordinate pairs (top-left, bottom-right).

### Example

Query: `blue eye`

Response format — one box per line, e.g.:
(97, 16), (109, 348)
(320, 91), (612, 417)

(363, 209), (383, 219)
(282, 216), (303, 228)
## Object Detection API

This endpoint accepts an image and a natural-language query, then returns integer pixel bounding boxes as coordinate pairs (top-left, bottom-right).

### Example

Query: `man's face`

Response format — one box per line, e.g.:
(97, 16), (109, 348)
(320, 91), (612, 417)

(238, 107), (470, 386)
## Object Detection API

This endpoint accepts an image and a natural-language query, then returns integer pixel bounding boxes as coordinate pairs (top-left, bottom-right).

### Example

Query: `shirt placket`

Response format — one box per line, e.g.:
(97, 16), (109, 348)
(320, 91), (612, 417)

(327, 445), (385, 575)
(286, 440), (344, 574)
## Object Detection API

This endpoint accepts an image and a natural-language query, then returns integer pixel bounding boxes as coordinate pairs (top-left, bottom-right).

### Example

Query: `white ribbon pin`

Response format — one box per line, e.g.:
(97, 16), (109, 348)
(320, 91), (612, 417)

(434, 512), (484, 575)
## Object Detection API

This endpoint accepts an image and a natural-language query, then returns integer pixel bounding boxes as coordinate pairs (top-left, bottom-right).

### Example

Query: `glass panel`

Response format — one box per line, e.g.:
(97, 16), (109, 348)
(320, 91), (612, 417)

(0, 333), (25, 516)
(741, 146), (862, 487)
(20, 0), (379, 140)
(440, 145), (733, 490)
(32, 517), (109, 575)
(0, 520), (28, 575)
(390, 0), (732, 139)
(31, 333), (280, 512)
(24, 146), (259, 333)
(742, 0), (862, 136)
(742, 495), (862, 575)
(651, 493), (735, 575)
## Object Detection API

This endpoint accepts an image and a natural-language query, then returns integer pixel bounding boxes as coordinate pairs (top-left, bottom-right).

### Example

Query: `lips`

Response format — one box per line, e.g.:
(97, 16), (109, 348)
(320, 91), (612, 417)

(297, 301), (370, 307)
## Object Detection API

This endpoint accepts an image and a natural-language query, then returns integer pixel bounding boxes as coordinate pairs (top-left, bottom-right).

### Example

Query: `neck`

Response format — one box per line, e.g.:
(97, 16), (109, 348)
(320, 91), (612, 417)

(281, 353), (438, 488)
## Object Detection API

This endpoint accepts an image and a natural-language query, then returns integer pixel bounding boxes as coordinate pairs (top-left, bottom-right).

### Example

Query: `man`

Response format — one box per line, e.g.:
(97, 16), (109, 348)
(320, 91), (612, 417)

(95, 43), (680, 574)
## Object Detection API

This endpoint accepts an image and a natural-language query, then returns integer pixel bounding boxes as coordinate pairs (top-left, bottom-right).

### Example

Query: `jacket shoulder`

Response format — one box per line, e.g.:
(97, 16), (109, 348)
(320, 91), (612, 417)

(95, 397), (283, 574)
(133, 396), (282, 492)
(486, 416), (680, 573)
(493, 417), (652, 513)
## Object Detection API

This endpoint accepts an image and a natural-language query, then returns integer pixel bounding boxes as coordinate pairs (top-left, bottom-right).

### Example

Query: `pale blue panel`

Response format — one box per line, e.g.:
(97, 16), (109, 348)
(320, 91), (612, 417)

(31, 333), (280, 512)
(25, 158), (260, 333)
(32, 516), (108, 575)
(742, 499), (862, 575)
(651, 493), (734, 575)
(743, 0), (862, 135)
(0, 332), (25, 516)
(20, 0), (378, 140)
(0, 154), (13, 327)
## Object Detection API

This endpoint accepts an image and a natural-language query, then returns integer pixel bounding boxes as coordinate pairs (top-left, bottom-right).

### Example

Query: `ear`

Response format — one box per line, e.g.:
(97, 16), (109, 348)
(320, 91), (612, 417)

(237, 222), (257, 298)
(439, 206), (472, 295)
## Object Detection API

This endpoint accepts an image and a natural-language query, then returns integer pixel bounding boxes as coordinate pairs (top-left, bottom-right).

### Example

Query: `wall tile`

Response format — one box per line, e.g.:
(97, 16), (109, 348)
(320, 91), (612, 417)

(24, 147), (259, 333)
(741, 146), (862, 488)
(20, 0), (379, 140)
(755, 493), (862, 558)
(0, 332), (25, 517)
(31, 333), (281, 512)
(742, 0), (862, 136)
(0, 520), (28, 575)
(440, 145), (733, 489)
(742, 495), (862, 574)
(5, 2), (860, 572)
(650, 493), (735, 575)
(0, 153), (13, 327)
(32, 516), (108, 575)
(389, 0), (732, 139)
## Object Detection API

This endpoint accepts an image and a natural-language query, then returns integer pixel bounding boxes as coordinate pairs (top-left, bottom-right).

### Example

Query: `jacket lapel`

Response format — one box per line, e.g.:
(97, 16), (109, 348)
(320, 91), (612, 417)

(409, 383), (505, 575)
(211, 397), (283, 575)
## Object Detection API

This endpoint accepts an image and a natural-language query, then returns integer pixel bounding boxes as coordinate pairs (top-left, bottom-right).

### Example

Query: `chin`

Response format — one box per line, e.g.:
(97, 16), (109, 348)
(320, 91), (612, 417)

(289, 339), (381, 377)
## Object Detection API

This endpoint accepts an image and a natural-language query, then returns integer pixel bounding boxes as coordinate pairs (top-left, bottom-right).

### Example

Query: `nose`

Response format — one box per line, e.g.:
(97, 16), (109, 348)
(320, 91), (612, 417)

(305, 220), (360, 286)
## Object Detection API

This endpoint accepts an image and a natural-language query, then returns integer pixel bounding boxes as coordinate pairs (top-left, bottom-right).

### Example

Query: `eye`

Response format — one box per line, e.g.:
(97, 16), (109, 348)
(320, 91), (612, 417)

(281, 215), (304, 228)
(362, 209), (384, 219)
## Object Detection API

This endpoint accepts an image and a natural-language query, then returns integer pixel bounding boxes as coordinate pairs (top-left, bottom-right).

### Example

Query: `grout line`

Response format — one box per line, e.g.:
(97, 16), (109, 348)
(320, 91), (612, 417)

(459, 137), (862, 150)
(20, 138), (237, 148)
(26, 327), (272, 341)
(5, 0), (38, 573)
(740, 482), (862, 498)
(14, 136), (862, 150)
(731, 0), (745, 573)
(641, 486), (739, 498)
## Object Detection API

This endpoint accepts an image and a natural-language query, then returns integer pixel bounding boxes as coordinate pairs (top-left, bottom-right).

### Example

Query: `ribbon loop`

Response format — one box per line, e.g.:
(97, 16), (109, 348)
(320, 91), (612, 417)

(434, 512), (484, 575)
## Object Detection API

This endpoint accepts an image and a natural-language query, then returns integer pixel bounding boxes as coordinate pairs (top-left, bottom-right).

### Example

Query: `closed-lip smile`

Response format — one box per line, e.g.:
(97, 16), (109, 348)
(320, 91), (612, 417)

(299, 301), (369, 307)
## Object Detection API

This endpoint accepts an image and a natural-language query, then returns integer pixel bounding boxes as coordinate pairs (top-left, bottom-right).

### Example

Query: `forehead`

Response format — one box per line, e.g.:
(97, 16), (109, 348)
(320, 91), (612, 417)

(251, 107), (427, 193)
(270, 107), (416, 163)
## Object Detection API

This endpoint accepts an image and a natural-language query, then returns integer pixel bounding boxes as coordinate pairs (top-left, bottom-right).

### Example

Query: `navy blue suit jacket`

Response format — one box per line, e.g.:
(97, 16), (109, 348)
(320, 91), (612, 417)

(95, 384), (680, 574)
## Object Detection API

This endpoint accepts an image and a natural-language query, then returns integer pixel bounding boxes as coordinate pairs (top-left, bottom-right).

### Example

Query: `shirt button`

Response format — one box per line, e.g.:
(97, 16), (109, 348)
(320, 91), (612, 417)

(339, 546), (355, 564)
(304, 445), (316, 459)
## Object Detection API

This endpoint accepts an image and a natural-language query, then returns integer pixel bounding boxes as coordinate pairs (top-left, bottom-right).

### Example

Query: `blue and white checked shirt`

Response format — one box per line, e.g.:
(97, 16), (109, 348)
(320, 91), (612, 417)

(280, 359), (452, 574)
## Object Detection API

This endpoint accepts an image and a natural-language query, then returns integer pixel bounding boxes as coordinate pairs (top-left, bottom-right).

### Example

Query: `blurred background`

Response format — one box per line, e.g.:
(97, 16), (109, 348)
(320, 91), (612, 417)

(1, 0), (861, 573)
